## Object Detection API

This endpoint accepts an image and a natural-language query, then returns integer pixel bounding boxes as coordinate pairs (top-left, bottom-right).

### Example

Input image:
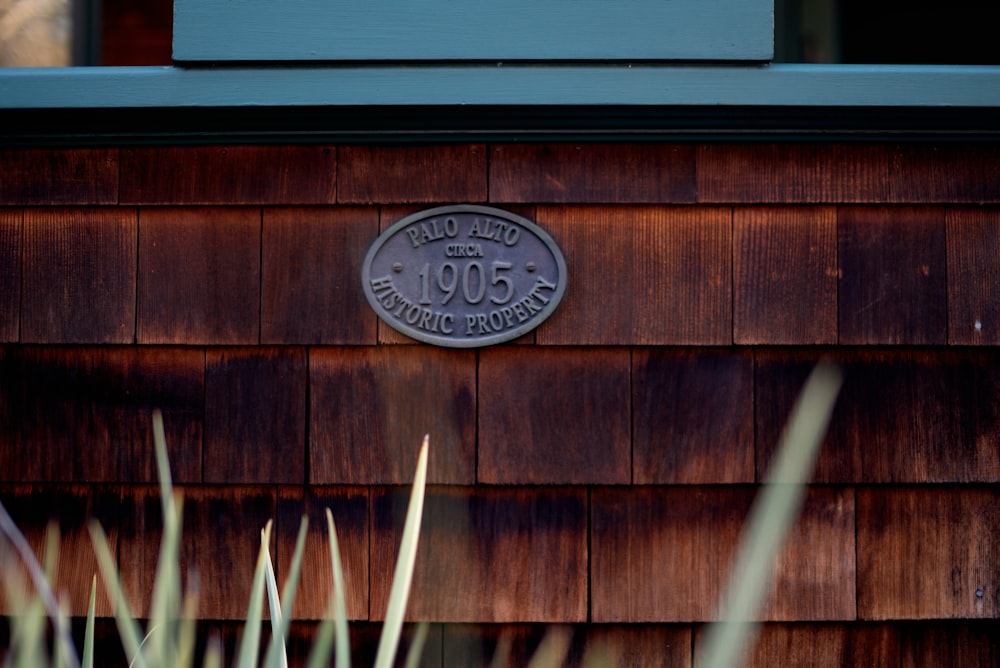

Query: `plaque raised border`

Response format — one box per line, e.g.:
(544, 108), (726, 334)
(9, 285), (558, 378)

(362, 205), (567, 347)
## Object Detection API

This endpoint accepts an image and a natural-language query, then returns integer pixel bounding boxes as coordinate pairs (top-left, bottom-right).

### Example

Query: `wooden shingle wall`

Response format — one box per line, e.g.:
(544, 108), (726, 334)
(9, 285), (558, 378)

(1, 143), (999, 665)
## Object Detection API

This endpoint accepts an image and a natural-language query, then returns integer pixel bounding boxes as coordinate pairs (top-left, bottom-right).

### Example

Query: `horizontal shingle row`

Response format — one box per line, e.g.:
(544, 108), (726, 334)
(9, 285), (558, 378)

(2, 346), (998, 486)
(3, 144), (999, 205)
(3, 205), (999, 345)
(2, 484), (996, 624)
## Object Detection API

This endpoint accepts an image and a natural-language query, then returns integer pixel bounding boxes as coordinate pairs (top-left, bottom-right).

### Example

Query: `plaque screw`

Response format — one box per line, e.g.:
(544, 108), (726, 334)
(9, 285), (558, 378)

(393, 263), (403, 273)
(526, 262), (537, 272)
(976, 588), (984, 598)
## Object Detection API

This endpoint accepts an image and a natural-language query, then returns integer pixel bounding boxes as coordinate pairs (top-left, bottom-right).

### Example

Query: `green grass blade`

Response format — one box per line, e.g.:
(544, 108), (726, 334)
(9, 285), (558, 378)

(263, 540), (284, 666)
(82, 576), (97, 668)
(202, 633), (223, 668)
(235, 520), (274, 668)
(263, 516), (309, 668)
(373, 435), (429, 668)
(402, 622), (430, 668)
(89, 520), (148, 668)
(699, 362), (842, 668)
(148, 409), (182, 668)
(177, 580), (200, 668)
(306, 509), (350, 668)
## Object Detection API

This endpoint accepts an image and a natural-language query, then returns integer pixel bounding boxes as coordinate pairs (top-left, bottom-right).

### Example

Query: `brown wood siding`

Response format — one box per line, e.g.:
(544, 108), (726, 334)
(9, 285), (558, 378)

(1, 142), (998, 665)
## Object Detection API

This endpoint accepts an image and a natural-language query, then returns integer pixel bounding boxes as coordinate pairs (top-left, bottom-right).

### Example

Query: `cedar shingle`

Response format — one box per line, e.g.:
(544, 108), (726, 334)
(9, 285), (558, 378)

(838, 206), (946, 345)
(204, 348), (306, 484)
(0, 485), (120, 616)
(22, 208), (137, 344)
(946, 207), (1000, 344)
(119, 486), (276, 620)
(276, 487), (370, 620)
(632, 348), (754, 484)
(889, 144), (1000, 203)
(370, 487), (588, 622)
(478, 347), (630, 485)
(0, 149), (118, 204)
(262, 207), (378, 344)
(735, 623), (899, 668)
(734, 206), (838, 344)
(0, 210), (21, 342)
(338, 145), (486, 204)
(536, 206), (731, 345)
(591, 486), (856, 622)
(900, 621), (1000, 667)
(697, 144), (890, 203)
(490, 144), (696, 203)
(137, 207), (260, 345)
(121, 146), (336, 204)
(0, 347), (203, 483)
(857, 487), (1000, 619)
(310, 346), (476, 485)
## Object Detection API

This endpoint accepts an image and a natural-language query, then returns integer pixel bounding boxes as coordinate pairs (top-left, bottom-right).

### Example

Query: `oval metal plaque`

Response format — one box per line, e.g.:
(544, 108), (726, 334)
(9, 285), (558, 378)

(362, 205), (567, 347)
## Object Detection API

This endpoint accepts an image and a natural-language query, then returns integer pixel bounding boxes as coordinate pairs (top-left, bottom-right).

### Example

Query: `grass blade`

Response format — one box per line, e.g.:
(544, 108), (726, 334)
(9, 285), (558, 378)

(306, 509), (350, 668)
(263, 541), (283, 666)
(81, 576), (97, 668)
(263, 516), (309, 668)
(699, 362), (842, 668)
(235, 520), (274, 668)
(373, 435), (429, 668)
(148, 409), (182, 668)
(402, 622), (430, 668)
(525, 627), (572, 668)
(89, 520), (148, 668)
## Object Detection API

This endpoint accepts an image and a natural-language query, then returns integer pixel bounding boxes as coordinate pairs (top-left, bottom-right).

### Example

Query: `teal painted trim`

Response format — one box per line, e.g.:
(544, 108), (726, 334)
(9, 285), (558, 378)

(172, 0), (774, 62)
(2, 64), (1000, 109)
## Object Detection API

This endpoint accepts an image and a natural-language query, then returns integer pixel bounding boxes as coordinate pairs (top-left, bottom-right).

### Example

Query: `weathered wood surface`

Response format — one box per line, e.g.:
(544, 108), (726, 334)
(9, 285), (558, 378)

(838, 206), (947, 345)
(591, 486), (856, 622)
(370, 486), (588, 622)
(478, 347), (630, 484)
(490, 144), (697, 203)
(857, 487), (1000, 620)
(22, 208), (136, 344)
(632, 348), (754, 484)
(204, 348), (307, 484)
(337, 145), (487, 204)
(0, 347), (203, 482)
(0, 149), (118, 204)
(137, 207), (261, 344)
(734, 623), (900, 668)
(536, 206), (731, 344)
(947, 207), (1000, 344)
(734, 206), (838, 344)
(121, 146), (336, 204)
(262, 206), (379, 344)
(888, 144), (1000, 203)
(0, 209), (20, 342)
(310, 346), (476, 485)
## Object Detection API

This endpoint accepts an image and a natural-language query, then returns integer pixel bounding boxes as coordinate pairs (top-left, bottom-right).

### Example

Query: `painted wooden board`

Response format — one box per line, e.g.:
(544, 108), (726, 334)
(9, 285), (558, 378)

(490, 144), (696, 204)
(262, 207), (378, 345)
(21, 208), (136, 344)
(478, 347), (630, 485)
(369, 487), (588, 622)
(173, 0), (774, 62)
(310, 346), (476, 485)
(733, 206), (838, 344)
(204, 348), (307, 484)
(121, 146), (336, 205)
(632, 348), (754, 484)
(536, 206), (731, 345)
(137, 207), (260, 345)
